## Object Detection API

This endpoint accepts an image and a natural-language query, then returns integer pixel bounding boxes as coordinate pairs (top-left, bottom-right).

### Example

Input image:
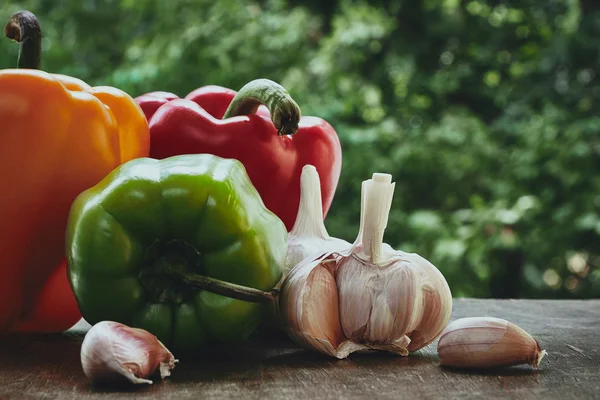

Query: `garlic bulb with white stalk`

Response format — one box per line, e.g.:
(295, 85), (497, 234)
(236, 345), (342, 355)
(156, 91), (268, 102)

(263, 164), (351, 333)
(81, 321), (178, 385)
(437, 317), (547, 369)
(280, 172), (453, 358)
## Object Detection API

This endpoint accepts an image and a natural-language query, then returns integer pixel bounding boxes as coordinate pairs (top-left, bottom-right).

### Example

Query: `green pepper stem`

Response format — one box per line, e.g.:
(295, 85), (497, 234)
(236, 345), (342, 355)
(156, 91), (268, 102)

(140, 239), (279, 304)
(172, 272), (279, 303)
(4, 10), (42, 69)
(222, 78), (302, 136)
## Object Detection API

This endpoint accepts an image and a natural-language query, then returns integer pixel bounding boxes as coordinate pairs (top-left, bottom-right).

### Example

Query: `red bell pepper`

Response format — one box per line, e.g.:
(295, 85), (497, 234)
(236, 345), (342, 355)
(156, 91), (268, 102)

(135, 79), (342, 231)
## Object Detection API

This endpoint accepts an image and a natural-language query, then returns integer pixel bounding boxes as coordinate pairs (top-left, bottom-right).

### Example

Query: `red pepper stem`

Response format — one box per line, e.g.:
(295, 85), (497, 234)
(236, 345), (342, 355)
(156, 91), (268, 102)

(175, 272), (279, 303)
(222, 78), (302, 136)
(4, 10), (42, 69)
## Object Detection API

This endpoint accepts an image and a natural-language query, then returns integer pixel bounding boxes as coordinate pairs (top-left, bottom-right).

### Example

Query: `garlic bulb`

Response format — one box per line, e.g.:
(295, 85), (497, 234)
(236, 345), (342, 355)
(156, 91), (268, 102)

(263, 165), (352, 333)
(437, 317), (547, 369)
(280, 172), (452, 358)
(81, 321), (178, 384)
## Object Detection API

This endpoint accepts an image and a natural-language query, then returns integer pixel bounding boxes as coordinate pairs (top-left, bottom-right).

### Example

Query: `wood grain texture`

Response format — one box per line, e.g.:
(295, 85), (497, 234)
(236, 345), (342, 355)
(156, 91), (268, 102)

(0, 299), (598, 400)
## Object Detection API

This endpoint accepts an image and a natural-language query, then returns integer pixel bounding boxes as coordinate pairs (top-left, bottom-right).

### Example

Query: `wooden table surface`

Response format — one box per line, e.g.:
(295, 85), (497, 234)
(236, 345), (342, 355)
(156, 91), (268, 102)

(1, 299), (598, 400)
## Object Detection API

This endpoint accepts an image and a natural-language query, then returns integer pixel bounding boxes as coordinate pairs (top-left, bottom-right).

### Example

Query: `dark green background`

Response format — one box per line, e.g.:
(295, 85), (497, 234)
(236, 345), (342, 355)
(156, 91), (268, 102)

(2, 0), (599, 299)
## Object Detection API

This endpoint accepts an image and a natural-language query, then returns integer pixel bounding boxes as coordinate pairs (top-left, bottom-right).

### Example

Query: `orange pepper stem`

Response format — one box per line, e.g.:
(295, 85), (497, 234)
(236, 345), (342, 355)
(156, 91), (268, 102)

(4, 10), (42, 69)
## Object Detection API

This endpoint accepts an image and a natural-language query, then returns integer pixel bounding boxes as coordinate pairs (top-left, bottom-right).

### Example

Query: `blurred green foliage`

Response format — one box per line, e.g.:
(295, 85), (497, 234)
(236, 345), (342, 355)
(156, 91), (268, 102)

(2, 0), (599, 299)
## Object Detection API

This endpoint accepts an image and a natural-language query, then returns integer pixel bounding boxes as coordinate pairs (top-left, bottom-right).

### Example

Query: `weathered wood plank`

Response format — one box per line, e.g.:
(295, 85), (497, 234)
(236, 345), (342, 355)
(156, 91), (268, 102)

(0, 299), (598, 399)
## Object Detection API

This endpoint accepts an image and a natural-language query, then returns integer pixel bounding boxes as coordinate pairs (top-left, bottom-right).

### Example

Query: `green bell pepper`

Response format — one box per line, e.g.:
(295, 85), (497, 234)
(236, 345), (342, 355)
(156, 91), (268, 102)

(66, 154), (288, 352)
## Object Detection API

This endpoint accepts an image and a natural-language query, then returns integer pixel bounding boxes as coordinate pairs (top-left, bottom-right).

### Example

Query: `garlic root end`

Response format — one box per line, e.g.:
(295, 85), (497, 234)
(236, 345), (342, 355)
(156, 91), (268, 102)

(368, 335), (411, 356)
(159, 359), (179, 379)
(125, 372), (154, 385)
(334, 341), (370, 359)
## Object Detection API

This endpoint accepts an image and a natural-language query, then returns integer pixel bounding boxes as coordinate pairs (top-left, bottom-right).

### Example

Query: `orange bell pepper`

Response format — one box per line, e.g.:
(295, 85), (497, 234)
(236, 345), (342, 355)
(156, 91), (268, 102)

(0, 10), (150, 333)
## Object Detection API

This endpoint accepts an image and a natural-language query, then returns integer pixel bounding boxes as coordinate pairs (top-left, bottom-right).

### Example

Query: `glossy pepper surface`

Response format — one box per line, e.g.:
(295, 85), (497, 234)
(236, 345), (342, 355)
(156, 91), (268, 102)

(66, 154), (288, 352)
(0, 11), (150, 333)
(135, 79), (342, 231)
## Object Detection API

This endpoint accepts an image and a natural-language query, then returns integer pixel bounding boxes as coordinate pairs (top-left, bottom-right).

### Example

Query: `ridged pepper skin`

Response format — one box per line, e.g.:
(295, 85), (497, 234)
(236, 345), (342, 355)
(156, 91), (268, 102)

(135, 79), (342, 232)
(66, 154), (288, 352)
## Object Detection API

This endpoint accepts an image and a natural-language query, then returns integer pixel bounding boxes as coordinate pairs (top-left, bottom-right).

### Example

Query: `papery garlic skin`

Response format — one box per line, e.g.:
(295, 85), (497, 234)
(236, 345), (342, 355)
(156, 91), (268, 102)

(280, 172), (453, 359)
(81, 321), (178, 384)
(437, 317), (547, 369)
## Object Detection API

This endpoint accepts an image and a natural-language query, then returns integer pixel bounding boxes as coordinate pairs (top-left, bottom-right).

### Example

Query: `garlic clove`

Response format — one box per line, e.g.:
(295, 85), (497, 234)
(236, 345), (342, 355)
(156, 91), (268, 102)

(81, 320), (178, 385)
(336, 257), (375, 341)
(437, 317), (547, 369)
(384, 262), (423, 342)
(301, 259), (343, 347)
(406, 253), (453, 351)
(281, 252), (369, 359)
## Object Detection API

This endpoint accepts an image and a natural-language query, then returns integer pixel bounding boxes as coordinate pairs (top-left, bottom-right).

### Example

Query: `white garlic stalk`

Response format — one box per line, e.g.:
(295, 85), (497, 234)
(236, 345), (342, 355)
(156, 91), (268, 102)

(284, 164), (351, 273)
(437, 317), (547, 369)
(280, 172), (453, 359)
(81, 321), (178, 385)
